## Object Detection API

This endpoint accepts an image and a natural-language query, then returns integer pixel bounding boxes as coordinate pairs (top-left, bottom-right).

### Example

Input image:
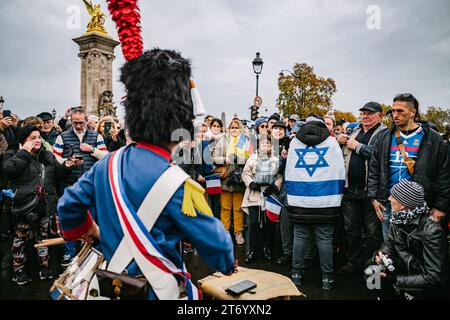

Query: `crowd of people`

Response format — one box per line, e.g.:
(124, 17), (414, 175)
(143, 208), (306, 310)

(143, 94), (449, 298)
(0, 107), (126, 284)
(0, 91), (449, 299)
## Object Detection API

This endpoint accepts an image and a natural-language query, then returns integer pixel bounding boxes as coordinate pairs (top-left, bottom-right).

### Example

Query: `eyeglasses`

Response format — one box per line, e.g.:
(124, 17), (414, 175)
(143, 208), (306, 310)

(72, 121), (85, 126)
(259, 125), (268, 128)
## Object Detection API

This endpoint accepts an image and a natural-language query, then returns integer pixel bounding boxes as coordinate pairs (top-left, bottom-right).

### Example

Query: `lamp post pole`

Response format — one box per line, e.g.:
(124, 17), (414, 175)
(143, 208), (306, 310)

(0, 96), (4, 112)
(251, 52), (264, 120)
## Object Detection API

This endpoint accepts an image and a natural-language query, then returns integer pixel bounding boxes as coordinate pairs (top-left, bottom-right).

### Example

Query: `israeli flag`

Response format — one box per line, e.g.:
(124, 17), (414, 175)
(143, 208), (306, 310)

(285, 136), (345, 208)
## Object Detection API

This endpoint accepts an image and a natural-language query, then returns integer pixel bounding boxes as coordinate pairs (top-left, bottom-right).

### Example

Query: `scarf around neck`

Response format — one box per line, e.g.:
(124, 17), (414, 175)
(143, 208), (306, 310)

(390, 202), (429, 225)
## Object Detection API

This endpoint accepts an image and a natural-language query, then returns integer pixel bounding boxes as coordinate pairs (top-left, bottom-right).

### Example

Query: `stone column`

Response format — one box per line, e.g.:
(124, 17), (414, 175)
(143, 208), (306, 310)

(73, 32), (119, 116)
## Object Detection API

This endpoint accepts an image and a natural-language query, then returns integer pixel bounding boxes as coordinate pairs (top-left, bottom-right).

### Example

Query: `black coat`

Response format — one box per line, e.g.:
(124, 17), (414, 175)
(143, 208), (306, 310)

(2, 148), (70, 217)
(379, 213), (449, 293)
(105, 129), (126, 152)
(367, 123), (450, 212)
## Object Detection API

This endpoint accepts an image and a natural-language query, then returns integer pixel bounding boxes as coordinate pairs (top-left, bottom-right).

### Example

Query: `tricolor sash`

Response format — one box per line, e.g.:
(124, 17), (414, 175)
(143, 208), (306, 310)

(108, 147), (201, 300)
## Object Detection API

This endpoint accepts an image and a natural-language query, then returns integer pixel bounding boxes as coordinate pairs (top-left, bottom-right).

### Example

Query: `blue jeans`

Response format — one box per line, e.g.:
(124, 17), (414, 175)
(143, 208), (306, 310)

(382, 202), (392, 241)
(292, 223), (334, 279)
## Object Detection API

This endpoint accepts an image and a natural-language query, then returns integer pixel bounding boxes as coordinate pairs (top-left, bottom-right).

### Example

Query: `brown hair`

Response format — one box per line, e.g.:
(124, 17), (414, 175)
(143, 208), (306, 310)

(97, 116), (118, 135)
(22, 116), (44, 129)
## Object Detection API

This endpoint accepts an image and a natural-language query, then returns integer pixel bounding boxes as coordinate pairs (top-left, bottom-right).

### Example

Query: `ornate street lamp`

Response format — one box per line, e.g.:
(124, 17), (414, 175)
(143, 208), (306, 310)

(252, 52), (264, 97)
(51, 108), (57, 120)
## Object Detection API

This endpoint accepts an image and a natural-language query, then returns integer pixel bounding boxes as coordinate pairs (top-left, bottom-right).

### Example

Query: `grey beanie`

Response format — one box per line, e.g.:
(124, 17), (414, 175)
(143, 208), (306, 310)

(391, 180), (425, 209)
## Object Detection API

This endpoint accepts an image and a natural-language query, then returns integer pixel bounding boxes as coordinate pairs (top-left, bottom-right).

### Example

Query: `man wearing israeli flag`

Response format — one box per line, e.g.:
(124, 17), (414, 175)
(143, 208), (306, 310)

(285, 115), (345, 290)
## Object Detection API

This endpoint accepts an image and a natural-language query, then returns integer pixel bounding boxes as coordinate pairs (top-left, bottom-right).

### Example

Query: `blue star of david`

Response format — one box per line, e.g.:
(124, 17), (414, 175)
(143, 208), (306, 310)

(294, 146), (329, 177)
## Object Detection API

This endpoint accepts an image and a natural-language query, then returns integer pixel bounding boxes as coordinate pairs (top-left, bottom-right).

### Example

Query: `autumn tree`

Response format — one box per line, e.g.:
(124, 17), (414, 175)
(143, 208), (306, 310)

(277, 63), (336, 118)
(332, 110), (358, 123)
(380, 103), (392, 127)
(422, 106), (450, 132)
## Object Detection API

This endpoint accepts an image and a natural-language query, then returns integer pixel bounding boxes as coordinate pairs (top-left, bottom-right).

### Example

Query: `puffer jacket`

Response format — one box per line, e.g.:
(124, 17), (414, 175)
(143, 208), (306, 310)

(241, 152), (283, 214)
(367, 123), (449, 212)
(2, 148), (71, 217)
(379, 212), (449, 293)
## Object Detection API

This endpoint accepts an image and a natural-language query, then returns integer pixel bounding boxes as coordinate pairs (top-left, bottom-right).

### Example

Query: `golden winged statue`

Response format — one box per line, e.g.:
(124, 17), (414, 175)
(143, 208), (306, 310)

(82, 0), (108, 34)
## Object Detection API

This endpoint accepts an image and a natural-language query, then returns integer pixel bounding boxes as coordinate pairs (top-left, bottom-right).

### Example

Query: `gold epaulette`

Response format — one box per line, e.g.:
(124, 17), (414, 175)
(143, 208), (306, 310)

(181, 179), (213, 217)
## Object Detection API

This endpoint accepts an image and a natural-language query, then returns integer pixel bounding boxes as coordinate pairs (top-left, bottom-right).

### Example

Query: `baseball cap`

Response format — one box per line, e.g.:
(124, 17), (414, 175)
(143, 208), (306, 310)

(359, 102), (382, 113)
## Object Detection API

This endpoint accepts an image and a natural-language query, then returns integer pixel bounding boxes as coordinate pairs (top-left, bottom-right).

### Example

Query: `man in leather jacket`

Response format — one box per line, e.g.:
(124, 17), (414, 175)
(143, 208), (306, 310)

(373, 180), (449, 299)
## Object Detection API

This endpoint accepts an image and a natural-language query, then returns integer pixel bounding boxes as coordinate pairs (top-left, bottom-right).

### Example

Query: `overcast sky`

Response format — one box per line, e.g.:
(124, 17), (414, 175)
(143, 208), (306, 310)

(0, 0), (449, 122)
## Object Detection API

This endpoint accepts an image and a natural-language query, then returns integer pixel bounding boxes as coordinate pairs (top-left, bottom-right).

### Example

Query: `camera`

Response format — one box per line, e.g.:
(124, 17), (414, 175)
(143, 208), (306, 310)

(380, 254), (395, 272)
(364, 253), (395, 276)
(227, 171), (243, 186)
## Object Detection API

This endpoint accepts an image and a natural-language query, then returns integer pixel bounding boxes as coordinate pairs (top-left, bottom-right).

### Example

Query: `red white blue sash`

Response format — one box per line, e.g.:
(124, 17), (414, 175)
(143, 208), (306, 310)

(108, 147), (201, 300)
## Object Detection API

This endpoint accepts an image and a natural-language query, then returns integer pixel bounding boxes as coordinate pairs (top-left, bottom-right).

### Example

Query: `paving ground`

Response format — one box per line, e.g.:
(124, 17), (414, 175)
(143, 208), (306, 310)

(0, 234), (375, 300)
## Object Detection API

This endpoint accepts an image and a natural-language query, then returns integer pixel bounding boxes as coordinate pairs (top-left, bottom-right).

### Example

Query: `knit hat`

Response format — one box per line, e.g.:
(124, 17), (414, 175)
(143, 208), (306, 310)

(255, 117), (268, 133)
(390, 180), (425, 209)
(305, 115), (325, 124)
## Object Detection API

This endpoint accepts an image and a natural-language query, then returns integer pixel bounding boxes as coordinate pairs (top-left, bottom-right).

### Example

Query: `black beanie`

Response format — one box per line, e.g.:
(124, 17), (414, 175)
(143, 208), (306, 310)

(16, 125), (40, 145)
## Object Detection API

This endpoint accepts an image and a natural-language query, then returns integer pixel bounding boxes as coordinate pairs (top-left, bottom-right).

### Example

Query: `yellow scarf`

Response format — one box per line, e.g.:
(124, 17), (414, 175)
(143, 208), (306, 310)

(227, 134), (250, 159)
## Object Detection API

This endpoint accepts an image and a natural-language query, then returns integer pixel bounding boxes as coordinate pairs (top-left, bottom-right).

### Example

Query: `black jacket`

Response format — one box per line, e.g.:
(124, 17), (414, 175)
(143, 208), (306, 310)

(367, 123), (450, 212)
(41, 129), (59, 146)
(105, 129), (126, 152)
(379, 213), (449, 293)
(287, 121), (340, 224)
(2, 148), (70, 217)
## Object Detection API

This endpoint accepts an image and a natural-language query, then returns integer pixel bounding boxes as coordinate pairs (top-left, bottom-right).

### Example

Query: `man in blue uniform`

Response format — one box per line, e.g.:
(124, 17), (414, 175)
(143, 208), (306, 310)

(57, 49), (235, 300)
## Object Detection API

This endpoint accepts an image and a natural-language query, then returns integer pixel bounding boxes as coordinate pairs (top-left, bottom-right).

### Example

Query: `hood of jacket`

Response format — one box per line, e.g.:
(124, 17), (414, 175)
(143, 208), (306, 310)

(295, 121), (330, 146)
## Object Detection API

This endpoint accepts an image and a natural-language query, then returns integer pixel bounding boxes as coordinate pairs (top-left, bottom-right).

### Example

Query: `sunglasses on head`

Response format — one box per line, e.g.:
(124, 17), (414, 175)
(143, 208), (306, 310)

(393, 93), (418, 109)
(394, 93), (414, 99)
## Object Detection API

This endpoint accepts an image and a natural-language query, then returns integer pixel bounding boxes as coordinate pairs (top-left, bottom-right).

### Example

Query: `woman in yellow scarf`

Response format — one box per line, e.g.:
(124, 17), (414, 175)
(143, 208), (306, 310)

(213, 119), (251, 245)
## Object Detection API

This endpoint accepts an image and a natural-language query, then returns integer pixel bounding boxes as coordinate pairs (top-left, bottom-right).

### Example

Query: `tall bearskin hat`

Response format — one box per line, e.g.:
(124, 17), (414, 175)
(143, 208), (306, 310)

(121, 49), (194, 145)
(107, 0), (203, 146)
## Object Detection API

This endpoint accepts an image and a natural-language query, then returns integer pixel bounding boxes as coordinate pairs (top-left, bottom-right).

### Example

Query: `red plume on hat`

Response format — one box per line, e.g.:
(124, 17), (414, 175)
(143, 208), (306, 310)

(106, 0), (143, 61)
